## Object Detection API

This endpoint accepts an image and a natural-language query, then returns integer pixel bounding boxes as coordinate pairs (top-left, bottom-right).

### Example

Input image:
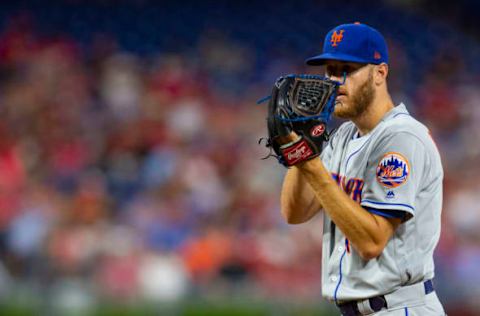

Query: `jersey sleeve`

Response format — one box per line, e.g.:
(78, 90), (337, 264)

(361, 132), (426, 220)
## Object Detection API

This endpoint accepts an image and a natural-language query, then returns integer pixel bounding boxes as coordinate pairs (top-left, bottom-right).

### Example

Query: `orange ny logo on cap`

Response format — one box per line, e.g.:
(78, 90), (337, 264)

(330, 30), (345, 47)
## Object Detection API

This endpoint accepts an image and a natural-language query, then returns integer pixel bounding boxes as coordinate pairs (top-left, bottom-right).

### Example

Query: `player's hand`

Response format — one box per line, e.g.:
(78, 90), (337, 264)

(277, 131), (301, 145)
(260, 75), (338, 167)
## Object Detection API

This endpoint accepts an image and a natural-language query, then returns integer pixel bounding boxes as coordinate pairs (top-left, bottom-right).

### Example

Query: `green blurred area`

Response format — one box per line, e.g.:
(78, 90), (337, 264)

(0, 299), (339, 316)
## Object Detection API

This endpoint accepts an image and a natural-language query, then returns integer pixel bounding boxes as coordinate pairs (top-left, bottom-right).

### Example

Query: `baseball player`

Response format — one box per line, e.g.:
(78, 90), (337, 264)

(278, 23), (446, 315)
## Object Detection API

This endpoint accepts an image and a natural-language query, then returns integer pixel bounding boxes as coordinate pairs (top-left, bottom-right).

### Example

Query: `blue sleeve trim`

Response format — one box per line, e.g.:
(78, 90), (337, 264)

(361, 199), (414, 212)
(367, 208), (406, 220)
(404, 307), (409, 316)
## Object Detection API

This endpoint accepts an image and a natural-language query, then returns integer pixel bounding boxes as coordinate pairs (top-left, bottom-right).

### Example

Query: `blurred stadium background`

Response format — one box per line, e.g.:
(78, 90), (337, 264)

(0, 0), (478, 315)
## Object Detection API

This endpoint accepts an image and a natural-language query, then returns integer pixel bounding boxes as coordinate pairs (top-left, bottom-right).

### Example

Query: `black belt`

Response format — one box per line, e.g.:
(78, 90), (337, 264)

(337, 280), (434, 316)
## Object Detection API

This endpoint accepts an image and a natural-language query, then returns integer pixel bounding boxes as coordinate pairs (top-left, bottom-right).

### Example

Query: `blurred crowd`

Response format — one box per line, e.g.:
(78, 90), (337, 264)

(0, 2), (479, 315)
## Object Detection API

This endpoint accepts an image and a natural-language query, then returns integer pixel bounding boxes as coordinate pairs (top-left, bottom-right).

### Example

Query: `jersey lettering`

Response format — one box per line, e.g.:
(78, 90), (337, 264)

(331, 173), (364, 203)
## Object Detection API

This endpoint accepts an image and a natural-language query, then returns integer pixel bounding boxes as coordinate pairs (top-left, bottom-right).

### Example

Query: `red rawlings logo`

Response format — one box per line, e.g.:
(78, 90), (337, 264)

(310, 124), (325, 137)
(281, 139), (314, 165)
(287, 146), (307, 160)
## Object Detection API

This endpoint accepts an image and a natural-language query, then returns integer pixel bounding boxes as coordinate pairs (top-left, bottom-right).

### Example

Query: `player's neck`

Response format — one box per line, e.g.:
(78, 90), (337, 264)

(352, 93), (394, 136)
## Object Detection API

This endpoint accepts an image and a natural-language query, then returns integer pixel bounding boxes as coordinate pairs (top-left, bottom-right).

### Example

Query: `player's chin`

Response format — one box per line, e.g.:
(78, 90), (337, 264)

(334, 102), (352, 118)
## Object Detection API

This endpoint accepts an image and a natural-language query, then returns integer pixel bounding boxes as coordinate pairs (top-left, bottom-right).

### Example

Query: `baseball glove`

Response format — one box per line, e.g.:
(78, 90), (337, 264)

(260, 74), (340, 167)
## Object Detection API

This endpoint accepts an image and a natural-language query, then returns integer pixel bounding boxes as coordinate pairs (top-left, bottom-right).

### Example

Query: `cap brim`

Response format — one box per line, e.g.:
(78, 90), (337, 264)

(305, 52), (371, 65)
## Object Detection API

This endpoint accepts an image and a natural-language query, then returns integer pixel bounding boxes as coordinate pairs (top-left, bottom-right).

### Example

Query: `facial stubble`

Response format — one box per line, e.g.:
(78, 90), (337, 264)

(334, 68), (375, 119)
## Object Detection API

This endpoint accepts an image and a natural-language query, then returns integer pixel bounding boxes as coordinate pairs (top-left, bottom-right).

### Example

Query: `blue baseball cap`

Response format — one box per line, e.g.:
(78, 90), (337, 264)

(305, 23), (388, 65)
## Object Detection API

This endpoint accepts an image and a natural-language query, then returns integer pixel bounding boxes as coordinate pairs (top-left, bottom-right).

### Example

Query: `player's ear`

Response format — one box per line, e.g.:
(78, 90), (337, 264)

(374, 63), (388, 85)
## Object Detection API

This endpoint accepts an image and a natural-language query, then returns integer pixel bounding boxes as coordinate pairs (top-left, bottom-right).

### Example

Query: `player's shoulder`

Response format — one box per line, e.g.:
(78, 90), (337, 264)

(372, 103), (443, 175)
(378, 103), (430, 143)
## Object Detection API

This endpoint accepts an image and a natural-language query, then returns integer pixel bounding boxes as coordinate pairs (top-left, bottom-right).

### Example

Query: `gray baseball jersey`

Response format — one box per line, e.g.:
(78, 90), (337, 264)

(319, 103), (443, 302)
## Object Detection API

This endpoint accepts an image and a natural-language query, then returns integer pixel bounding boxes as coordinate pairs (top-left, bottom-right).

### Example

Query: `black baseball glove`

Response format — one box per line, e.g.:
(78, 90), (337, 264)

(260, 74), (340, 167)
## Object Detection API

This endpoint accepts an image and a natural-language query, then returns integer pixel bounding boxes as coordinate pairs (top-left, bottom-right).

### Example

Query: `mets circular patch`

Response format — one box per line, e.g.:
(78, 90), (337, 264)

(376, 152), (409, 188)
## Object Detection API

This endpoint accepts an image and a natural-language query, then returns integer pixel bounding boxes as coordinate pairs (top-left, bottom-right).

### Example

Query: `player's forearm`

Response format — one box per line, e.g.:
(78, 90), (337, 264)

(296, 158), (392, 259)
(280, 166), (322, 224)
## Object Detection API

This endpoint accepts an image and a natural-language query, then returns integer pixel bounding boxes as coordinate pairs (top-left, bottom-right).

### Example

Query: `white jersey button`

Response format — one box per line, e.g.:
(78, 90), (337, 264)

(337, 246), (343, 252)
(330, 276), (338, 282)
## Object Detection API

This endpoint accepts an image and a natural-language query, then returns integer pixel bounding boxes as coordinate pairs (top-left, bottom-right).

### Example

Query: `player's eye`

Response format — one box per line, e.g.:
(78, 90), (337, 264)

(326, 65), (355, 77)
(325, 66), (341, 77)
(325, 63), (367, 79)
(342, 66), (354, 74)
